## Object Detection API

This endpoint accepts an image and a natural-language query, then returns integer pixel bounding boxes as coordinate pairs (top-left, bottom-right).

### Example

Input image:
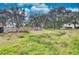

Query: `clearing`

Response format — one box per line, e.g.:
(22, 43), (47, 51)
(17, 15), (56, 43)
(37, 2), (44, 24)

(0, 29), (79, 55)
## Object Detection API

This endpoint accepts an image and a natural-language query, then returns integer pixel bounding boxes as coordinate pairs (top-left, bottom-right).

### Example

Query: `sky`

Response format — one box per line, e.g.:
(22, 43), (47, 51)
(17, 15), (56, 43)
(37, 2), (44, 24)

(0, 3), (79, 8)
(0, 3), (79, 14)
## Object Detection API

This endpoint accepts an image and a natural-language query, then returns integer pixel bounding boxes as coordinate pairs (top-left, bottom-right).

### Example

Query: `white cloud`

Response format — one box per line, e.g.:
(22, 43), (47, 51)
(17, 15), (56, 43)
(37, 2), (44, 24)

(25, 8), (30, 15)
(31, 7), (50, 13)
(31, 3), (41, 6)
(38, 4), (48, 8)
(24, 8), (30, 21)
(17, 3), (25, 7)
(17, 3), (50, 14)
(32, 3), (48, 8)
(66, 8), (79, 12)
(30, 3), (50, 14)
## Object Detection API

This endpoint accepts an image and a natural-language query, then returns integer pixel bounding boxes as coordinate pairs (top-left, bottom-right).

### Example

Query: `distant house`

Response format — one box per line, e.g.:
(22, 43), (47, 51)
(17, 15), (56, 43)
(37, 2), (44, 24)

(0, 23), (4, 33)
(4, 22), (17, 32)
(63, 23), (79, 29)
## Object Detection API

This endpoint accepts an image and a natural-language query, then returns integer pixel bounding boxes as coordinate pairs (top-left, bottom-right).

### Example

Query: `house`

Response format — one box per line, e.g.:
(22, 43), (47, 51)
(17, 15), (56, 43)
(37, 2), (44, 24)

(4, 22), (17, 32)
(0, 23), (4, 33)
(63, 23), (79, 29)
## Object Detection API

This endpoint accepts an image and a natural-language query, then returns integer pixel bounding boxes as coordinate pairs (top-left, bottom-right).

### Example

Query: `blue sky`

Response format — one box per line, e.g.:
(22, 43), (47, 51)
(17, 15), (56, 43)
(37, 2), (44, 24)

(0, 3), (79, 8)
(0, 3), (79, 14)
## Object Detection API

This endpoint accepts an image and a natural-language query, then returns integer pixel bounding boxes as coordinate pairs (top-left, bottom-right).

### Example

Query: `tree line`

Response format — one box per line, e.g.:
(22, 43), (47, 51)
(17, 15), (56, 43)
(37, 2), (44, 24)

(0, 7), (26, 32)
(0, 7), (79, 31)
(28, 7), (79, 29)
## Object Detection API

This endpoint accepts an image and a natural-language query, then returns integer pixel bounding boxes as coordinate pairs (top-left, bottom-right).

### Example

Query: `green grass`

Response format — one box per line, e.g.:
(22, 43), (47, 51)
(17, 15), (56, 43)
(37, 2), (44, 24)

(0, 29), (79, 55)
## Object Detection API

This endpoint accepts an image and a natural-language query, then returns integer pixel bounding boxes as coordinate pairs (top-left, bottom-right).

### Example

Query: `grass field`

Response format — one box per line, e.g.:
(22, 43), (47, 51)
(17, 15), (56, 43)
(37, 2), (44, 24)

(0, 29), (79, 55)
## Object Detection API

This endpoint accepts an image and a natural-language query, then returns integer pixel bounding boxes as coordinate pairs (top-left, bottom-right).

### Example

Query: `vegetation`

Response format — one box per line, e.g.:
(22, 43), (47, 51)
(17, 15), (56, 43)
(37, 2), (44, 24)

(0, 7), (79, 31)
(0, 29), (79, 55)
(28, 7), (79, 29)
(0, 5), (79, 55)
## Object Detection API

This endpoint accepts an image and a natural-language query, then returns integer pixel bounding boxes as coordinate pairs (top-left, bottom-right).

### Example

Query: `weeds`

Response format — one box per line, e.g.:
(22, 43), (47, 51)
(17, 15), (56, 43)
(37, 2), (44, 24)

(0, 30), (78, 54)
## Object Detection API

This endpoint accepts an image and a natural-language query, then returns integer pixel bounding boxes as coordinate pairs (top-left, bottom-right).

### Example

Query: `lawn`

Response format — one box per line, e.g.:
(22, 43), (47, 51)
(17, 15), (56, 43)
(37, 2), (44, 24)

(0, 29), (79, 55)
